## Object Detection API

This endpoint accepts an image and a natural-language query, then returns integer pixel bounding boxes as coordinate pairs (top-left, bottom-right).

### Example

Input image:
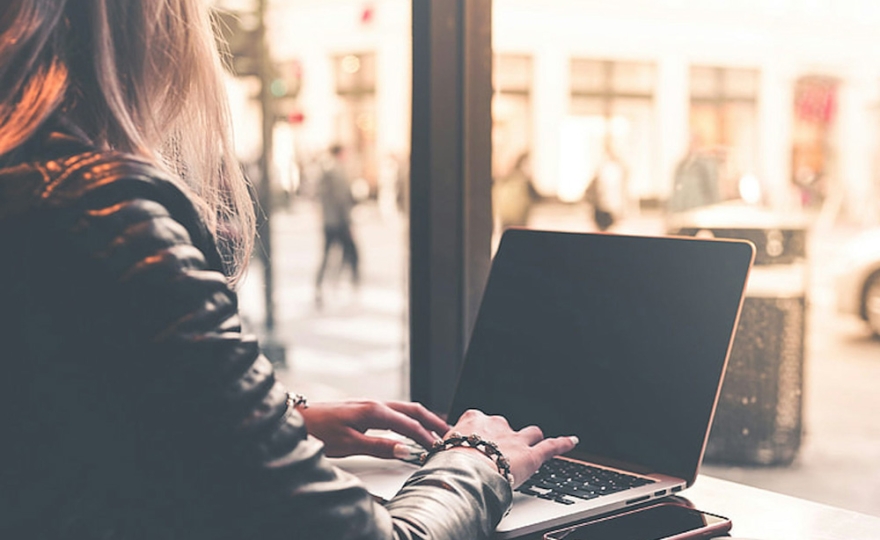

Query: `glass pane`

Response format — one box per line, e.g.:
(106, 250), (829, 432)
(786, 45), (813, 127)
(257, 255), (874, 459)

(494, 0), (880, 517)
(569, 95), (605, 117)
(721, 101), (760, 195)
(724, 68), (759, 99)
(545, 94), (655, 231)
(495, 54), (532, 92)
(611, 61), (656, 96)
(689, 102), (723, 145)
(610, 97), (657, 215)
(792, 76), (839, 211)
(220, 0), (410, 403)
(690, 66), (720, 99)
(571, 59), (607, 94)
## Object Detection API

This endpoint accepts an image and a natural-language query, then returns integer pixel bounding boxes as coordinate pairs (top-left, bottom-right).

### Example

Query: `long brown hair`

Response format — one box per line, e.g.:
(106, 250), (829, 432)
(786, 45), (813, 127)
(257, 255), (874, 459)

(0, 0), (255, 282)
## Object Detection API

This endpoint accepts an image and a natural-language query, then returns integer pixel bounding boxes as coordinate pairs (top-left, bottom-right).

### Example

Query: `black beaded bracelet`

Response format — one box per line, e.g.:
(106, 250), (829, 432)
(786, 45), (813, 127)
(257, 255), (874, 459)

(278, 392), (309, 426)
(419, 432), (515, 486)
(286, 392), (309, 410)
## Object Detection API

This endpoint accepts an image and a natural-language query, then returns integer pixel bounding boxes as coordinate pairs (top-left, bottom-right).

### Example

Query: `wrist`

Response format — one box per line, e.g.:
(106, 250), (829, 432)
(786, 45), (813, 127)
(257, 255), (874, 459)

(419, 432), (515, 486)
(447, 445), (497, 466)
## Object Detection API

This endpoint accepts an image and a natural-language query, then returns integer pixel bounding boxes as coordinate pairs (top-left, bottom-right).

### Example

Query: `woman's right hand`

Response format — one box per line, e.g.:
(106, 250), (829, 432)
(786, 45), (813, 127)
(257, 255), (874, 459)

(445, 409), (579, 489)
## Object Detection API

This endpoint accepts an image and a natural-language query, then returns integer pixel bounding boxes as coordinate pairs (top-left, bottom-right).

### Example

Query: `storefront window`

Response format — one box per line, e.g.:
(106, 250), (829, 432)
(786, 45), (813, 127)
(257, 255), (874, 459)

(791, 76), (838, 211)
(569, 59), (656, 214)
(689, 66), (760, 202)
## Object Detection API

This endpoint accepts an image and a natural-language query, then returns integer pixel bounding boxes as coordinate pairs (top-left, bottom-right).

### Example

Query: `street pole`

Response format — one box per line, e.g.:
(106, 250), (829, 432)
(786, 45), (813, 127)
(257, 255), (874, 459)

(255, 0), (286, 366)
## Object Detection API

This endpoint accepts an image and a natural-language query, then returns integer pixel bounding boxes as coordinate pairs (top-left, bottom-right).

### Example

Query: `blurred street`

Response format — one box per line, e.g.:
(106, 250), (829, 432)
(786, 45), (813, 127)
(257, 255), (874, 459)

(239, 199), (410, 402)
(239, 199), (880, 517)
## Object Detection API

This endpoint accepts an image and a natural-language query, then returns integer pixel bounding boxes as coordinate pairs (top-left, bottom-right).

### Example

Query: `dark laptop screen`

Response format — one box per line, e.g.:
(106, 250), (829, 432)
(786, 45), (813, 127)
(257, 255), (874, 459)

(449, 229), (753, 485)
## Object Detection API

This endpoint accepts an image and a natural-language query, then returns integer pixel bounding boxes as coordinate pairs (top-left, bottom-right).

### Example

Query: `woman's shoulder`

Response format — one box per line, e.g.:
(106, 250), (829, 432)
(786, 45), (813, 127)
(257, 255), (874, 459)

(37, 149), (176, 206)
(1, 122), (227, 274)
(0, 122), (191, 220)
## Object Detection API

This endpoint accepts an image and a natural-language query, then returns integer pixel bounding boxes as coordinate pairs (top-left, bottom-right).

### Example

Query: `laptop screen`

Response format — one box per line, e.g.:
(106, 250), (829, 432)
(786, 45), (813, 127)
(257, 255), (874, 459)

(449, 229), (753, 485)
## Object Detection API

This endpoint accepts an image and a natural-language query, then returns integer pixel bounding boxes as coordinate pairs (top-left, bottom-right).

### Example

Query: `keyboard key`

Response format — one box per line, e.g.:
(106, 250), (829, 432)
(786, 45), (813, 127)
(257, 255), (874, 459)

(555, 486), (600, 500)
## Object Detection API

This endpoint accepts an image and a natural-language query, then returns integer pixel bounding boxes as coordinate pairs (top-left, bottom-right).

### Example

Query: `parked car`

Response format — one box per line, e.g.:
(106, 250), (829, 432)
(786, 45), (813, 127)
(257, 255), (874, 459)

(835, 227), (880, 336)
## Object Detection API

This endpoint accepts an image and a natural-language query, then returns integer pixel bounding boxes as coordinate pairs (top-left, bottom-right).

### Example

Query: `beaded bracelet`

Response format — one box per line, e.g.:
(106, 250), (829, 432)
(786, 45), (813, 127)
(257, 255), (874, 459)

(286, 392), (309, 410)
(419, 432), (515, 486)
(278, 392), (309, 426)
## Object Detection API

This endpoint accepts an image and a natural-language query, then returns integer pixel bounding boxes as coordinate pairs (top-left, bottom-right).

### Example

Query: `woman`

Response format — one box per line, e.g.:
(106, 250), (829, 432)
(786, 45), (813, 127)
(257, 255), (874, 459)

(0, 2), (577, 539)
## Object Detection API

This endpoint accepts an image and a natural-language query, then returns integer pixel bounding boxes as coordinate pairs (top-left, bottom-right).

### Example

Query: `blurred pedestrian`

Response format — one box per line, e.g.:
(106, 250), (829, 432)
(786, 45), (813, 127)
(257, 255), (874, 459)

(668, 135), (721, 213)
(494, 151), (534, 230)
(586, 146), (627, 232)
(315, 144), (360, 307)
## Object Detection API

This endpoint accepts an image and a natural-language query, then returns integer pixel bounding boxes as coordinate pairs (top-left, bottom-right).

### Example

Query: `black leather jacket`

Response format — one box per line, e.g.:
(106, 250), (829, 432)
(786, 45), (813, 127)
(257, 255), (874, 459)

(0, 122), (511, 540)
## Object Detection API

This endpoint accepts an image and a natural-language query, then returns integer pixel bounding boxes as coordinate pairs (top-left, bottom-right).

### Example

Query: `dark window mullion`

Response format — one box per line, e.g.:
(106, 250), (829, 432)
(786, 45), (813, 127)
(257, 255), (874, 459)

(410, 0), (493, 413)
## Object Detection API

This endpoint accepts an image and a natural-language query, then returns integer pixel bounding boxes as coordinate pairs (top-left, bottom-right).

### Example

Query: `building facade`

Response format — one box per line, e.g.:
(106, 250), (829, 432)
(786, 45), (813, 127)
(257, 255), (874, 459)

(239, 0), (880, 223)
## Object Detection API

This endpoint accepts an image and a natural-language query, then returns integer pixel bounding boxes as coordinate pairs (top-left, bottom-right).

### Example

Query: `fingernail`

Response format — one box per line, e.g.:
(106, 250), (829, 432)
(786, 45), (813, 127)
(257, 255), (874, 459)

(431, 431), (441, 441)
(569, 436), (580, 445)
(394, 444), (417, 460)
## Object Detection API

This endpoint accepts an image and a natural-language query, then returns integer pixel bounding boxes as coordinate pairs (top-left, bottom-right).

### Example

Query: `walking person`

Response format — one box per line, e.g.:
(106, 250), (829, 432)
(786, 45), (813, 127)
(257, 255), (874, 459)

(493, 151), (534, 230)
(0, 2), (578, 539)
(668, 135), (721, 214)
(586, 146), (627, 232)
(315, 144), (360, 308)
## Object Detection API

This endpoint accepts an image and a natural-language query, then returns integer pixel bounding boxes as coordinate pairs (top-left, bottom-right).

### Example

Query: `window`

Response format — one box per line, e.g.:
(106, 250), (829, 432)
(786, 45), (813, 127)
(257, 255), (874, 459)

(569, 59), (657, 209)
(791, 76), (838, 210)
(689, 66), (760, 202)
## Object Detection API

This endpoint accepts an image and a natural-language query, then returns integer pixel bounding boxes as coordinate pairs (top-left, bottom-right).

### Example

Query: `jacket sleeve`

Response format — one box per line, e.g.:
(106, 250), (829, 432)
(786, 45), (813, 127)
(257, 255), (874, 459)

(48, 163), (512, 540)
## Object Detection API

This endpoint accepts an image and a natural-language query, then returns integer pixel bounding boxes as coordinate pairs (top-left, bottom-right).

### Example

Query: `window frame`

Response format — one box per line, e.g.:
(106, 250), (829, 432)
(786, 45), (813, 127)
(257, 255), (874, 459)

(409, 0), (493, 413)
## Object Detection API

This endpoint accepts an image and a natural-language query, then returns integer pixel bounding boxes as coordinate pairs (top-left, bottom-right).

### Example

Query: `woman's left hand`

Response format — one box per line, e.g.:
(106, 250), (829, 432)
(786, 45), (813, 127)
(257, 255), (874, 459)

(299, 400), (450, 459)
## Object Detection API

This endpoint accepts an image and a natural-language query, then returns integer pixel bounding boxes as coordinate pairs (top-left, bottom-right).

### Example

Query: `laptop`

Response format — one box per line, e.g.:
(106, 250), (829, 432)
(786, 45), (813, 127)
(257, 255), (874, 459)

(332, 229), (754, 538)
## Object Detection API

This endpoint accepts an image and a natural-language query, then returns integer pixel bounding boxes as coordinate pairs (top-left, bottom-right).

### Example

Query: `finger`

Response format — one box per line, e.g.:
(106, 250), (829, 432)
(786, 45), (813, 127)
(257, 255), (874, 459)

(518, 425), (544, 445)
(391, 401), (450, 434)
(385, 402), (450, 442)
(354, 434), (425, 461)
(359, 405), (438, 450)
(347, 432), (399, 459)
(531, 435), (579, 463)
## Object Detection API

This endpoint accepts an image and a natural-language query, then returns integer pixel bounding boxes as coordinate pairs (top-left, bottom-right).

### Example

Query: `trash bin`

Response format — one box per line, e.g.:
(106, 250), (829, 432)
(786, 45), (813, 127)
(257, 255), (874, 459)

(667, 203), (809, 466)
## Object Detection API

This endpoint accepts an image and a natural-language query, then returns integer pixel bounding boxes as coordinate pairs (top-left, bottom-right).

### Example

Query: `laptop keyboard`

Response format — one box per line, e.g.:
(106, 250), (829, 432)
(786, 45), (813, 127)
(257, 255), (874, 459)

(515, 459), (655, 505)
